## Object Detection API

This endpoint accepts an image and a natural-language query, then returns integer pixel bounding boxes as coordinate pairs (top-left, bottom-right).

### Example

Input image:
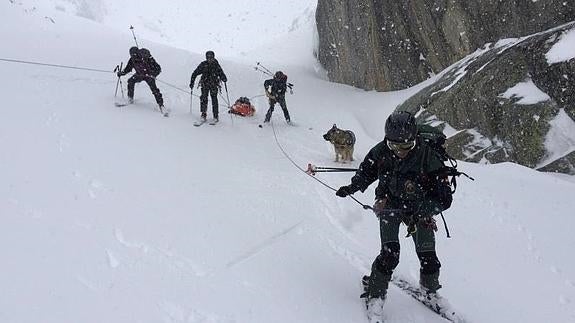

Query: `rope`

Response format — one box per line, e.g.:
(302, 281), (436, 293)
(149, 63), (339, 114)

(269, 121), (372, 210)
(155, 78), (200, 98)
(0, 57), (113, 74)
(155, 78), (231, 110)
(250, 94), (267, 100)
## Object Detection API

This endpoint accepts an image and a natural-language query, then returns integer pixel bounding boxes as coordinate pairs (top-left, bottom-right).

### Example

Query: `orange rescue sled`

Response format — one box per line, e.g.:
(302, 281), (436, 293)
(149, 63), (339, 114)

(229, 97), (256, 117)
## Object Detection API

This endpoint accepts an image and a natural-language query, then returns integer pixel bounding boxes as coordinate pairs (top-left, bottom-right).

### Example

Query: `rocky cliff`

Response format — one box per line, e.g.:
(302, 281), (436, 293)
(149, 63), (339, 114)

(396, 23), (575, 174)
(316, 0), (575, 91)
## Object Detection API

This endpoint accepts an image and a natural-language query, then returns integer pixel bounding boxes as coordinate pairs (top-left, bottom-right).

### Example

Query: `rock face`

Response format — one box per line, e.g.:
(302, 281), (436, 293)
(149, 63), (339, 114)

(316, 0), (575, 91)
(396, 23), (575, 174)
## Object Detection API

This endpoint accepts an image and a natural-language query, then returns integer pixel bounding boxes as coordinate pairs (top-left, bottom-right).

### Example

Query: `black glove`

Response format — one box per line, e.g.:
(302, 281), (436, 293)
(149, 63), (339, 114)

(336, 185), (356, 198)
(189, 83), (194, 89)
(372, 198), (387, 214)
(117, 71), (123, 77)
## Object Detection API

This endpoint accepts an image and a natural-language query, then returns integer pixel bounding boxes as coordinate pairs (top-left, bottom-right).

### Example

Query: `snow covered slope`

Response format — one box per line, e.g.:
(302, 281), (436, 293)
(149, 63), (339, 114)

(8, 0), (316, 58)
(1, 2), (575, 323)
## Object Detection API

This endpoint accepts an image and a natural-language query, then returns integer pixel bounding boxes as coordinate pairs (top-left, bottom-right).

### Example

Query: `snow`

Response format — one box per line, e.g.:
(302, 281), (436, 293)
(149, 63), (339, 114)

(500, 78), (552, 105)
(9, 0), (316, 58)
(2, 2), (575, 323)
(546, 27), (575, 64)
(538, 109), (575, 168)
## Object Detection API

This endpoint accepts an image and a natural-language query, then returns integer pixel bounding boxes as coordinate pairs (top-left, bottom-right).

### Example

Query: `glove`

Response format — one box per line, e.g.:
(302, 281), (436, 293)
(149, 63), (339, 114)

(336, 185), (356, 198)
(117, 71), (124, 77)
(189, 83), (194, 89)
(372, 198), (387, 215)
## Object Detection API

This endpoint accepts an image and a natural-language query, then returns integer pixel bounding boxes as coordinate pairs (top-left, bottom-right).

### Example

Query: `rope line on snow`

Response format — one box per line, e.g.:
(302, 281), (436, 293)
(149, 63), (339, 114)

(2, 55), (372, 210)
(0, 57), (114, 74)
(269, 121), (373, 211)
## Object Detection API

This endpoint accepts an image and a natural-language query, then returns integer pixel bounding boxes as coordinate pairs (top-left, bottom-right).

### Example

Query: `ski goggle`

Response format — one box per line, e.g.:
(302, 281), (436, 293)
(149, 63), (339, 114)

(387, 139), (416, 152)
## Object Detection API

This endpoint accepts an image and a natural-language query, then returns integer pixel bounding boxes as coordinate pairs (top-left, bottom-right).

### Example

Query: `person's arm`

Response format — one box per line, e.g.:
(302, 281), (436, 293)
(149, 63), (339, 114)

(264, 79), (274, 98)
(414, 152), (454, 217)
(336, 144), (383, 197)
(277, 81), (287, 96)
(190, 63), (204, 88)
(119, 58), (134, 76)
(264, 79), (272, 91)
(218, 64), (227, 82)
(414, 176), (452, 217)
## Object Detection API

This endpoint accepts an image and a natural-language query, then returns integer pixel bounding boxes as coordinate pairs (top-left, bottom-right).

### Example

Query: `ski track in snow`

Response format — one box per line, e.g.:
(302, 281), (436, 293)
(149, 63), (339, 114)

(224, 222), (302, 270)
(114, 228), (209, 277)
(158, 300), (236, 323)
(3, 2), (575, 322)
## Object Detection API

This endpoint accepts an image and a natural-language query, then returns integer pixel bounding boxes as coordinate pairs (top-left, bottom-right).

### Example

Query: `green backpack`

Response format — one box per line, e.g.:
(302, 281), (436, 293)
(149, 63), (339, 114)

(416, 124), (473, 192)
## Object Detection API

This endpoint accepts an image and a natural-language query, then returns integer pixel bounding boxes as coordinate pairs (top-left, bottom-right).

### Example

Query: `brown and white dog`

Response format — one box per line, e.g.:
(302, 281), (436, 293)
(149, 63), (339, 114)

(323, 124), (356, 163)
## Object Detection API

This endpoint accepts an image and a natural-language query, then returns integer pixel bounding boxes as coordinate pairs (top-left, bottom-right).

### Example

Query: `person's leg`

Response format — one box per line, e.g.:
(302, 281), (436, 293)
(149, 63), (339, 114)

(363, 216), (402, 299)
(278, 96), (290, 121)
(127, 75), (144, 101)
(264, 99), (276, 123)
(200, 87), (209, 119)
(144, 77), (164, 106)
(209, 87), (219, 119)
(412, 217), (442, 292)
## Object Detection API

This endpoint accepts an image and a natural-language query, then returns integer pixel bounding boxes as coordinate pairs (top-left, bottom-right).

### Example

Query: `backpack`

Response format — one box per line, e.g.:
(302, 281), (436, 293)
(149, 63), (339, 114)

(416, 124), (474, 194)
(140, 48), (161, 77)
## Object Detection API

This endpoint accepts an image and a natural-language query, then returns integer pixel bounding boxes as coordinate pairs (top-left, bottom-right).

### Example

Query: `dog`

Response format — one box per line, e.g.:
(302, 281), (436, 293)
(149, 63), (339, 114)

(323, 124), (356, 163)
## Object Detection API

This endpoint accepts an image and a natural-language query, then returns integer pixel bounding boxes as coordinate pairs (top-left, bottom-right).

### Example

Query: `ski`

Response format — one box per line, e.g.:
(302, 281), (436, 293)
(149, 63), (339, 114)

(208, 119), (219, 125)
(391, 276), (466, 323)
(193, 119), (206, 127)
(159, 106), (169, 117)
(115, 102), (128, 107)
(361, 276), (385, 323)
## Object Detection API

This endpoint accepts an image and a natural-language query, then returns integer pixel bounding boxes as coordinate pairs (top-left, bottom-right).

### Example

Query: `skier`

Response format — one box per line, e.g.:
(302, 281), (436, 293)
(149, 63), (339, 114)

(263, 71), (291, 124)
(117, 46), (164, 111)
(189, 51), (228, 123)
(335, 111), (453, 316)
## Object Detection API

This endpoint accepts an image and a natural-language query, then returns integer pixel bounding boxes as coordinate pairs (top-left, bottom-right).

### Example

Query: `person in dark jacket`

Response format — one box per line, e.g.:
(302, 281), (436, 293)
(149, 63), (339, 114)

(117, 46), (164, 109)
(263, 71), (291, 123)
(189, 51), (227, 122)
(335, 111), (453, 314)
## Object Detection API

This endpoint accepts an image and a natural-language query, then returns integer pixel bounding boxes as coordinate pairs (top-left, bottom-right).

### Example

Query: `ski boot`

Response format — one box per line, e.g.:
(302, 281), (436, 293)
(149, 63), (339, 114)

(361, 273), (391, 323)
(420, 271), (442, 312)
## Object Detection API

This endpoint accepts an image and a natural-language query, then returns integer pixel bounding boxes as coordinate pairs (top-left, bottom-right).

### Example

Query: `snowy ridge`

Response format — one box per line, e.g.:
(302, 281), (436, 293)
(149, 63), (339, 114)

(1, 2), (575, 323)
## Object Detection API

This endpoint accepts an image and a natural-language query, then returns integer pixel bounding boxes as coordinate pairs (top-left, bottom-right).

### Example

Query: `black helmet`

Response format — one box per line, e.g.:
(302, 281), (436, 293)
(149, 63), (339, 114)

(274, 71), (287, 81)
(385, 111), (417, 143)
(129, 46), (139, 56)
(205, 50), (215, 59)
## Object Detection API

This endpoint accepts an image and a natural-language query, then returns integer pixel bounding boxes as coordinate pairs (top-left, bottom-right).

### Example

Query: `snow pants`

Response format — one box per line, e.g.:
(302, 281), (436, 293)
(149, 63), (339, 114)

(127, 74), (163, 106)
(264, 96), (290, 122)
(200, 86), (219, 119)
(372, 215), (441, 277)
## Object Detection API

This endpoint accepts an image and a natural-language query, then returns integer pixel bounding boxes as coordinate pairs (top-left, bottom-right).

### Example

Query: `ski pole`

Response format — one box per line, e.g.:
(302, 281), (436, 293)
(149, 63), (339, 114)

(305, 164), (358, 176)
(189, 89), (193, 114)
(114, 65), (120, 97)
(129, 25), (139, 47)
(254, 62), (273, 76)
(224, 82), (234, 126)
(117, 62), (125, 98)
(257, 62), (274, 75)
